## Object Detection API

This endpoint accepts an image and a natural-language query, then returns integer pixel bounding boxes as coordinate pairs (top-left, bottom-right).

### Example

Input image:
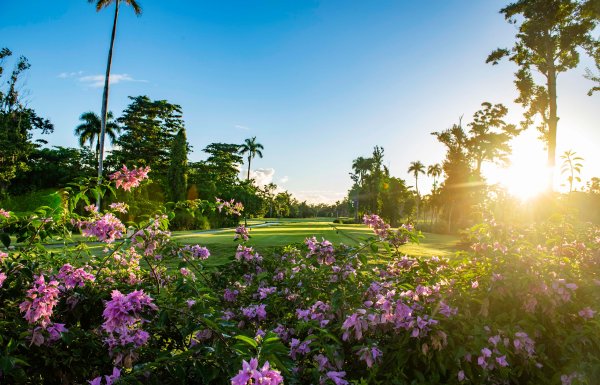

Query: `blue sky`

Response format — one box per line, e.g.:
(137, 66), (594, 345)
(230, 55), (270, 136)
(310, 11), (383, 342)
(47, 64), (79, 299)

(2, 1), (598, 203)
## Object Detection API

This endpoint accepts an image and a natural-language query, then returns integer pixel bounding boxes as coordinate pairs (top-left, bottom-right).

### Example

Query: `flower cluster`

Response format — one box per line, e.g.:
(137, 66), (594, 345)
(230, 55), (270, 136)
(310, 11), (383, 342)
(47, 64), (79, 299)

(235, 245), (262, 262)
(296, 301), (332, 327)
(363, 214), (414, 247)
(0, 270), (6, 287)
(78, 212), (126, 243)
(131, 215), (171, 258)
(231, 358), (283, 385)
(241, 304), (267, 321)
(102, 289), (157, 365)
(19, 275), (67, 346)
(183, 244), (210, 260)
(305, 237), (335, 265)
(19, 275), (60, 328)
(0, 208), (11, 218)
(57, 263), (95, 289)
(215, 197), (244, 216)
(234, 225), (250, 241)
(109, 165), (150, 192)
(363, 214), (390, 238)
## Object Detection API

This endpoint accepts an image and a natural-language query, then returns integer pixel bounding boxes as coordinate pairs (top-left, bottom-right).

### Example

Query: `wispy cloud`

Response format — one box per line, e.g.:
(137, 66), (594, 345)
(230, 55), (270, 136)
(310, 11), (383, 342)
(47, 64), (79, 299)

(249, 168), (275, 186)
(235, 124), (250, 130)
(58, 71), (146, 88)
(79, 74), (146, 88)
(293, 190), (346, 204)
(58, 71), (83, 78)
(279, 176), (289, 184)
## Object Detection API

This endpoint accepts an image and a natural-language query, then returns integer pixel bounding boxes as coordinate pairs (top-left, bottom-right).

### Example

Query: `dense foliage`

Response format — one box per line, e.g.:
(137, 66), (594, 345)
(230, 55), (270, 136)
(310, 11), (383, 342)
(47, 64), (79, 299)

(0, 169), (598, 384)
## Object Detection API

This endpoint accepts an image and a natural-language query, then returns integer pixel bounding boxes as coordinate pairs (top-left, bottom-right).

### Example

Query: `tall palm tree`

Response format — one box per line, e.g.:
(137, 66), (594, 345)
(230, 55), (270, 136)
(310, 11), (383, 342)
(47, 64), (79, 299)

(90, 0), (142, 204)
(408, 161), (425, 221)
(427, 163), (443, 192)
(74, 111), (120, 162)
(238, 137), (264, 182)
(408, 161), (426, 197)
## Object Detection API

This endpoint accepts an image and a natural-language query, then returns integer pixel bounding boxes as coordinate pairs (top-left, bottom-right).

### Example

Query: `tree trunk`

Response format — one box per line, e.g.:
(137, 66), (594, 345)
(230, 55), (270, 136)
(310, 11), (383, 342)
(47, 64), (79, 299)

(547, 63), (558, 191)
(247, 156), (251, 181)
(97, 0), (120, 207)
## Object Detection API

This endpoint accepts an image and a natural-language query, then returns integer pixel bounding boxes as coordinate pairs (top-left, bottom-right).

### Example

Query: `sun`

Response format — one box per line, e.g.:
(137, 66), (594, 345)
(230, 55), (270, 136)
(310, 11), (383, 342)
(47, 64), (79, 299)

(484, 133), (550, 200)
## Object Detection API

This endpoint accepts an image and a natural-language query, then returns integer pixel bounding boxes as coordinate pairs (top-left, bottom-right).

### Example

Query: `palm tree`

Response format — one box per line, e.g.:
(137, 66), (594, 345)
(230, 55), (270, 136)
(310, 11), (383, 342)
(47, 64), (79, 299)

(427, 163), (443, 192)
(74, 111), (120, 162)
(238, 137), (264, 182)
(560, 150), (584, 193)
(408, 161), (425, 221)
(89, 0), (142, 204)
(408, 161), (426, 197)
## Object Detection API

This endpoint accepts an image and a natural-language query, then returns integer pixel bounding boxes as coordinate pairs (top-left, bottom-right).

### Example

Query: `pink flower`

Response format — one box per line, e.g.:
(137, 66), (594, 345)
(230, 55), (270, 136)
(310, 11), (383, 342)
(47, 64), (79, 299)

(184, 244), (210, 260)
(458, 370), (465, 381)
(224, 288), (239, 302)
(102, 290), (157, 362)
(578, 307), (596, 319)
(215, 198), (244, 216)
(84, 204), (98, 213)
(357, 346), (383, 368)
(0, 208), (10, 218)
(235, 245), (262, 262)
(0, 271), (6, 287)
(231, 358), (282, 385)
(234, 225), (250, 241)
(109, 165), (150, 191)
(57, 263), (95, 289)
(241, 304), (267, 321)
(496, 355), (509, 367)
(327, 371), (349, 385)
(109, 202), (129, 213)
(0, 251), (7, 262)
(19, 275), (60, 328)
(78, 213), (126, 243)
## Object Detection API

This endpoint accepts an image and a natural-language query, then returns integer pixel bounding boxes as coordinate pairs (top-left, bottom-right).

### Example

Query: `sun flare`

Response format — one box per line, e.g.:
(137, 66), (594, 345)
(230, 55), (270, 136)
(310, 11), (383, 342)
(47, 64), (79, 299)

(484, 133), (550, 200)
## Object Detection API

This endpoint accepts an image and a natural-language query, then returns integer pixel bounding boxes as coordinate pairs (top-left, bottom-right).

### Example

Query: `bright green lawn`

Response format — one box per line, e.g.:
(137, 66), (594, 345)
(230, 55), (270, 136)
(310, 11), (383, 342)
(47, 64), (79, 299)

(40, 218), (460, 264)
(172, 218), (460, 259)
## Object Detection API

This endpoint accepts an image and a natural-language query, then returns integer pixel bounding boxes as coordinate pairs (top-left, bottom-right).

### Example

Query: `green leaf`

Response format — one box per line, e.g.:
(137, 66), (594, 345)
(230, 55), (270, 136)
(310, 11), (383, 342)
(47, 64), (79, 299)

(234, 334), (258, 348)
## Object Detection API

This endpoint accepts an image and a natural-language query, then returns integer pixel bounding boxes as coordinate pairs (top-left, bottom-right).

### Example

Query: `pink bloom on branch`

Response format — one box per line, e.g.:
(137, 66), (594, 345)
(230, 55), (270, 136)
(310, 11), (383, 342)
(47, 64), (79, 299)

(0, 271), (6, 287)
(109, 165), (150, 191)
(57, 263), (95, 289)
(78, 213), (126, 243)
(0, 208), (10, 218)
(19, 275), (60, 328)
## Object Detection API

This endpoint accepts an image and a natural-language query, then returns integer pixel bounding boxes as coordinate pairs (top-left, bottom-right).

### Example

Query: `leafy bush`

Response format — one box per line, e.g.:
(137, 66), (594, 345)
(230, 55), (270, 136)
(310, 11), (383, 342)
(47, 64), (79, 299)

(0, 189), (63, 214)
(0, 170), (598, 384)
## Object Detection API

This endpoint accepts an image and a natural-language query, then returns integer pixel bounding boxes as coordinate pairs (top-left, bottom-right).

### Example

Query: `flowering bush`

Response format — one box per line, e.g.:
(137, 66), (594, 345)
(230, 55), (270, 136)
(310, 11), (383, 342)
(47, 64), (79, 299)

(0, 170), (598, 384)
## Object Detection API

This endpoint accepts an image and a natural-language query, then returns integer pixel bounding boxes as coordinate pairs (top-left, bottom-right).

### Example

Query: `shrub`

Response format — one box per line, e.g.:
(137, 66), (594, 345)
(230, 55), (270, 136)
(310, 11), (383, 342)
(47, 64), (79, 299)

(0, 172), (598, 384)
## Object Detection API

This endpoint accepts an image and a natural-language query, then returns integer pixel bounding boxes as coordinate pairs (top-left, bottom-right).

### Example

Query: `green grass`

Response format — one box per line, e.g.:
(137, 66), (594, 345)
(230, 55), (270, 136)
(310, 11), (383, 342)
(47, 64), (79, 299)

(172, 218), (460, 259)
(36, 218), (460, 265)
